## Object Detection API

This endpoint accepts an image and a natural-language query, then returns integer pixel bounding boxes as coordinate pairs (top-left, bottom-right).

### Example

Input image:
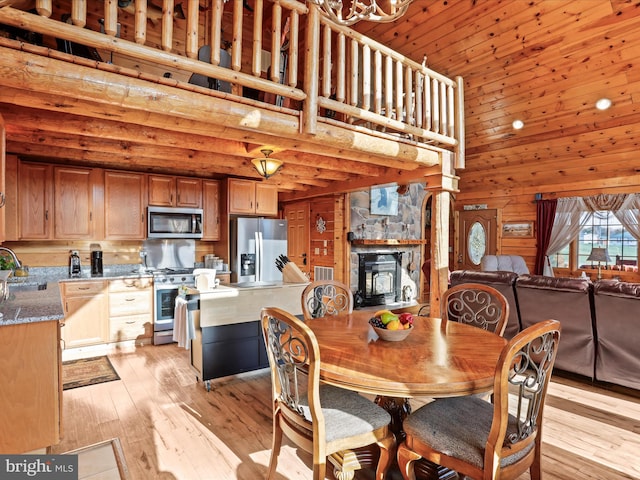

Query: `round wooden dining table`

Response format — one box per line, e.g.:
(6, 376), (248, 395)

(305, 310), (508, 398)
(305, 310), (508, 480)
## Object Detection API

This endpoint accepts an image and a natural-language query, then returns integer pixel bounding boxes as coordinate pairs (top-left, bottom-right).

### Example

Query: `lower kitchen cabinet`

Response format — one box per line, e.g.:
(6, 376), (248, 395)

(0, 320), (61, 453)
(108, 278), (153, 344)
(60, 280), (109, 348)
(191, 320), (268, 390)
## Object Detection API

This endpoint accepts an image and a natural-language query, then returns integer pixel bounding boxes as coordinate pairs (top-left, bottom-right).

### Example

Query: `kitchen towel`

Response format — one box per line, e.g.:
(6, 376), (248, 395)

(173, 296), (195, 349)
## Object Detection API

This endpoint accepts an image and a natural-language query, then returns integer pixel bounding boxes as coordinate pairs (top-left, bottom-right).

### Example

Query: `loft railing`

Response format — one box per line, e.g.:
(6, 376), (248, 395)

(0, 0), (464, 166)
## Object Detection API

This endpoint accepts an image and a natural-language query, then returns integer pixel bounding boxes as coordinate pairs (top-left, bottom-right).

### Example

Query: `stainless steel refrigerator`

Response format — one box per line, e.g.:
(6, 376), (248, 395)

(230, 217), (288, 286)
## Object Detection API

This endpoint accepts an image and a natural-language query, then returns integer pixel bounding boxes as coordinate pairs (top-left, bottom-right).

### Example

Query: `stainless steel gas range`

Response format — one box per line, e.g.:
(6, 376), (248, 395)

(151, 268), (195, 345)
(143, 238), (197, 345)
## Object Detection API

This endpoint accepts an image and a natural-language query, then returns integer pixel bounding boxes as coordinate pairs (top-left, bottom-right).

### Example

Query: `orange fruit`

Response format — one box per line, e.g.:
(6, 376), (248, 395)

(386, 320), (401, 330)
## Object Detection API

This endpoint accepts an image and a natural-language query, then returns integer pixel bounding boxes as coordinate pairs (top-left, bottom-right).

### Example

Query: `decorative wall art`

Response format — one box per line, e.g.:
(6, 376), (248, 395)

(370, 186), (399, 215)
(502, 221), (535, 238)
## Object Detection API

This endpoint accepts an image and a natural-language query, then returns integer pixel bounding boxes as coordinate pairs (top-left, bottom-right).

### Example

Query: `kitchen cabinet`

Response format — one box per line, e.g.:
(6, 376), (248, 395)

(108, 277), (153, 344)
(0, 116), (4, 243)
(3, 154), (18, 241)
(60, 280), (109, 348)
(202, 179), (220, 240)
(105, 170), (146, 239)
(0, 320), (61, 453)
(227, 178), (278, 216)
(54, 166), (101, 239)
(148, 174), (202, 208)
(18, 161), (53, 239)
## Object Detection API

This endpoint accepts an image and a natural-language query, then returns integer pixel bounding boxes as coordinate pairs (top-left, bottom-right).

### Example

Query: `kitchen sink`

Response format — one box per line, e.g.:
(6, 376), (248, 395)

(9, 282), (48, 291)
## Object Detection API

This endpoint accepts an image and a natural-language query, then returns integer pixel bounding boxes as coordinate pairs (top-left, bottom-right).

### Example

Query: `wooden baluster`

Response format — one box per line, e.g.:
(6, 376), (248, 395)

(232, 0), (243, 71)
(447, 84), (455, 138)
(302, 3), (320, 134)
(373, 49), (382, 114)
(134, 0), (147, 44)
(424, 73), (432, 131)
(252, 0), (264, 76)
(185, 0), (199, 59)
(432, 78), (440, 134)
(395, 59), (403, 122)
(211, 0), (223, 66)
(336, 31), (345, 103)
(404, 65), (412, 126)
(288, 10), (299, 87)
(415, 71), (423, 129)
(71, 0), (86, 27)
(270, 3), (282, 82)
(362, 44), (371, 111)
(349, 38), (358, 107)
(104, 0), (118, 36)
(35, 0), (52, 17)
(322, 23), (331, 98)
(455, 76), (465, 169)
(384, 54), (392, 118)
(162, 0), (174, 52)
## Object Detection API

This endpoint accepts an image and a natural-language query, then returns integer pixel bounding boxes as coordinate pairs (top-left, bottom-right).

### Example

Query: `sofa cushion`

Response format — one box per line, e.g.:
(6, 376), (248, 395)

(515, 274), (595, 378)
(593, 280), (640, 390)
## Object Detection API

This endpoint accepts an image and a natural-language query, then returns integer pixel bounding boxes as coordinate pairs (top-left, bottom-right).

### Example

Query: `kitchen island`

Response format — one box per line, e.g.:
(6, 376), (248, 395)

(189, 282), (308, 390)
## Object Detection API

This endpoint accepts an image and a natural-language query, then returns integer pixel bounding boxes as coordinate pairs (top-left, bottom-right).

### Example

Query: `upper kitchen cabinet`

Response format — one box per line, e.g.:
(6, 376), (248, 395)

(105, 170), (146, 239)
(202, 179), (221, 240)
(227, 178), (278, 216)
(18, 162), (54, 239)
(148, 174), (202, 208)
(54, 166), (102, 239)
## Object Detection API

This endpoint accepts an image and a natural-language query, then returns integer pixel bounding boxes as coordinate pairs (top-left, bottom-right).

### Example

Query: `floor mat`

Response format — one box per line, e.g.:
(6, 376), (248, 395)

(62, 355), (120, 390)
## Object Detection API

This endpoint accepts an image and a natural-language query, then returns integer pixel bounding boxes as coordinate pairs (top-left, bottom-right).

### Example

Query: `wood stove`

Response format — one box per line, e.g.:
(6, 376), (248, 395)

(358, 252), (402, 306)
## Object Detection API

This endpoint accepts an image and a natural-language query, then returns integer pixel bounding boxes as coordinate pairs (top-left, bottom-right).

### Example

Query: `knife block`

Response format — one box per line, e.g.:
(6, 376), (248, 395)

(282, 262), (309, 283)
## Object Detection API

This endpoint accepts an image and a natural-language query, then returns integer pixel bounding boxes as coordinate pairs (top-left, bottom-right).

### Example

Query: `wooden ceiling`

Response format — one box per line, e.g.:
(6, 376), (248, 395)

(2, 0), (639, 198)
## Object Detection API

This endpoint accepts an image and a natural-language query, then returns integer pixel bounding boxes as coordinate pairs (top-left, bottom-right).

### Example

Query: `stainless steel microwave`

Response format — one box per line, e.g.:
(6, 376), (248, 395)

(147, 206), (204, 239)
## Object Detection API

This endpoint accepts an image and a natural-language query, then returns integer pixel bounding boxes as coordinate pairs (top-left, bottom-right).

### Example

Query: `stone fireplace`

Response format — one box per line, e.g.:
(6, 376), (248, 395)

(357, 252), (402, 306)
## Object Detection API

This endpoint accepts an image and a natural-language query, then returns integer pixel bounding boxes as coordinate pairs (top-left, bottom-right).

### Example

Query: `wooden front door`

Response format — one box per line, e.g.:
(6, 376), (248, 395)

(284, 202), (310, 277)
(457, 209), (497, 271)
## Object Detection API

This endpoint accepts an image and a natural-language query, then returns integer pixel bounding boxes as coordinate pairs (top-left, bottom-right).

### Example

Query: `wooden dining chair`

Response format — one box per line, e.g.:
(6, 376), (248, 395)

(397, 319), (561, 480)
(441, 283), (509, 336)
(261, 307), (396, 480)
(301, 280), (353, 321)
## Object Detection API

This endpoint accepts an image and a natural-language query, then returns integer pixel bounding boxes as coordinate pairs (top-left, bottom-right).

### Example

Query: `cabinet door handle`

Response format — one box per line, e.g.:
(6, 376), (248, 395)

(45, 209), (49, 221)
(0, 192), (5, 208)
(125, 298), (135, 302)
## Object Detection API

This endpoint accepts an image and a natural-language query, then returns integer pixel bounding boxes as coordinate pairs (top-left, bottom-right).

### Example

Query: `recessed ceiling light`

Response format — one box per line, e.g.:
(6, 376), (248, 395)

(596, 98), (612, 110)
(512, 120), (524, 130)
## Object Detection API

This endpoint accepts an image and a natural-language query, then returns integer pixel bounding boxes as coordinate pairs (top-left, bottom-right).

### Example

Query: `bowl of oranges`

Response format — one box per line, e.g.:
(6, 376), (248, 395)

(369, 309), (414, 342)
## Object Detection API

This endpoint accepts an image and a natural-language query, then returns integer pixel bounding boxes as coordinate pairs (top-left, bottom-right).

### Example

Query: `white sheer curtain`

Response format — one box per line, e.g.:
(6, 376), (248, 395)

(544, 193), (640, 276)
(544, 197), (591, 277)
(613, 194), (640, 241)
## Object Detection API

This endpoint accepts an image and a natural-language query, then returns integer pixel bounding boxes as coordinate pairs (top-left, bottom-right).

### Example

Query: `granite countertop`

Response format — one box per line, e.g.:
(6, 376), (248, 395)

(0, 281), (64, 325)
(1, 264), (151, 326)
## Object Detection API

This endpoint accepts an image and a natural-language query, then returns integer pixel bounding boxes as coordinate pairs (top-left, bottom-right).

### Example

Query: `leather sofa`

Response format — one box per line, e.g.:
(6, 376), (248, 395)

(593, 280), (640, 390)
(449, 270), (521, 339)
(515, 275), (596, 379)
(450, 270), (640, 391)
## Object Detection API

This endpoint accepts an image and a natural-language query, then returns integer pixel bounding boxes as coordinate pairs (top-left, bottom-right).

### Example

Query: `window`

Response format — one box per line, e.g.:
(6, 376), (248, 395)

(550, 210), (638, 270)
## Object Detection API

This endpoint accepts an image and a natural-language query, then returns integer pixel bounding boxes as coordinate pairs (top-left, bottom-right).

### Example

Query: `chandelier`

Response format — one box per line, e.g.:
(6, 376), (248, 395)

(252, 149), (283, 179)
(308, 0), (415, 26)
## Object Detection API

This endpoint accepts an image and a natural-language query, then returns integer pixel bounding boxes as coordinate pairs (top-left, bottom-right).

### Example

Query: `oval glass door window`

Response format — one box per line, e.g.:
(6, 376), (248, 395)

(468, 222), (487, 265)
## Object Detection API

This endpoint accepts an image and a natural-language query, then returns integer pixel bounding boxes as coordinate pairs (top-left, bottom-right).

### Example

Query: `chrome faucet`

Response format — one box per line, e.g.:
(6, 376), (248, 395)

(0, 247), (22, 269)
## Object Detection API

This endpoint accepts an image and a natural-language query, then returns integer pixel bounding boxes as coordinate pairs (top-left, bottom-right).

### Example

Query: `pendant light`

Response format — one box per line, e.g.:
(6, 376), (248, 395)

(252, 149), (283, 179)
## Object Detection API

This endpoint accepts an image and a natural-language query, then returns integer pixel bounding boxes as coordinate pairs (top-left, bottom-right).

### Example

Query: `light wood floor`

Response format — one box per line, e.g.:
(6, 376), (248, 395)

(50, 343), (640, 480)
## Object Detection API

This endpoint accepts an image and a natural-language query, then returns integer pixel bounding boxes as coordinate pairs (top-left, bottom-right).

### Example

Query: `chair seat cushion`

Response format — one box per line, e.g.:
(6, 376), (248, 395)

(403, 397), (532, 469)
(301, 385), (391, 443)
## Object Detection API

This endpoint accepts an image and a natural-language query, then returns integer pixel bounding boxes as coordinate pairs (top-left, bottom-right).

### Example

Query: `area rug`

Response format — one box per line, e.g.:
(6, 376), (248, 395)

(62, 356), (120, 390)
(64, 438), (129, 480)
